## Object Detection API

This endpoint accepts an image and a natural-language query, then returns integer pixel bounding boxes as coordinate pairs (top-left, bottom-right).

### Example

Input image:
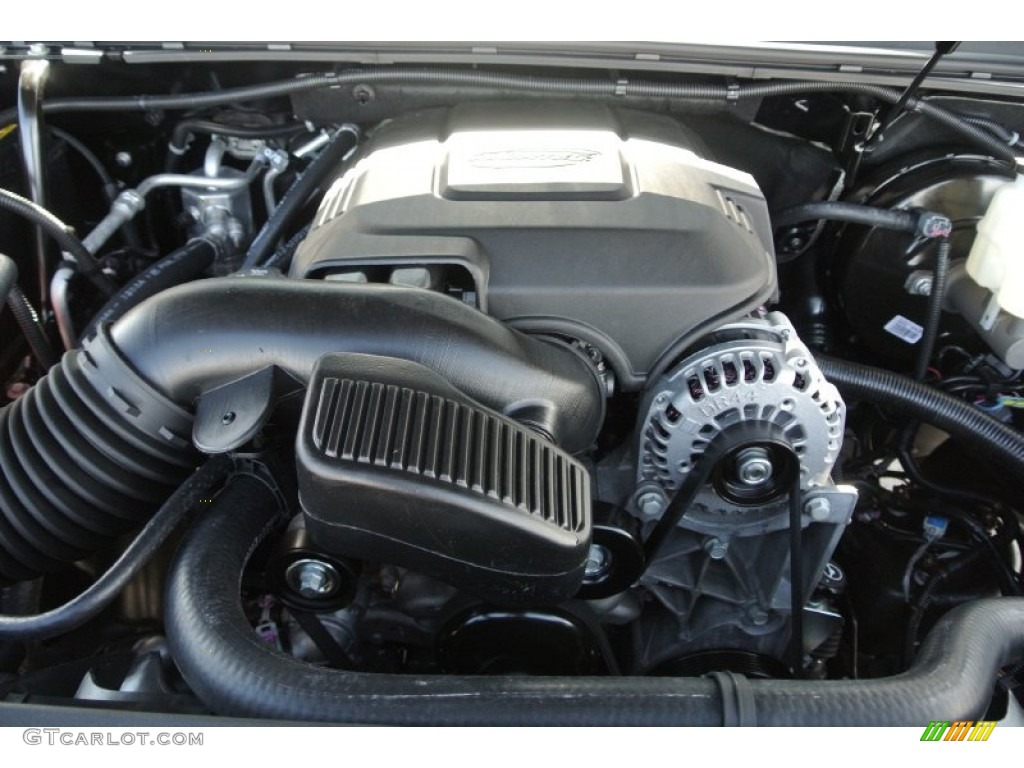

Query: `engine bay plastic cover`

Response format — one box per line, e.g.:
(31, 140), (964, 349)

(296, 353), (593, 603)
(290, 103), (778, 387)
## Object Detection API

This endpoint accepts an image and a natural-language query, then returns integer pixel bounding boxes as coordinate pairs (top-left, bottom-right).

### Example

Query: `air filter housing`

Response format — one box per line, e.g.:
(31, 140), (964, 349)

(296, 353), (592, 603)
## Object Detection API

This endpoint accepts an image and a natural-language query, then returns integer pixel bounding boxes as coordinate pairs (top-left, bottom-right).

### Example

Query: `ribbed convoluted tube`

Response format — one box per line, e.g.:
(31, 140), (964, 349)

(0, 341), (195, 583)
(817, 355), (1024, 480)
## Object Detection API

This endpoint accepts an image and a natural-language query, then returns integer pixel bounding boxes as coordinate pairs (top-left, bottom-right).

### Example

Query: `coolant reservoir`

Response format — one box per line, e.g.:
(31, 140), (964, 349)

(967, 174), (1024, 319)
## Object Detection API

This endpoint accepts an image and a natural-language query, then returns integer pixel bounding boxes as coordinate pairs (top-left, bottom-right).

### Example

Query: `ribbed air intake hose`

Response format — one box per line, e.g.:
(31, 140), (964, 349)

(0, 336), (196, 583)
(0, 276), (603, 583)
(165, 475), (1024, 725)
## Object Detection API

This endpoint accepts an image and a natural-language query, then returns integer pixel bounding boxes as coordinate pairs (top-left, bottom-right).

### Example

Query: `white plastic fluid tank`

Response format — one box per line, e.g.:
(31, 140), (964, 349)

(966, 174), (1024, 319)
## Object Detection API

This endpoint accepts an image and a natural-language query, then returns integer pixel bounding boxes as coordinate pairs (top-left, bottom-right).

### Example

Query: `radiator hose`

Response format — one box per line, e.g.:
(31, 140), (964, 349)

(0, 276), (603, 584)
(165, 472), (1024, 725)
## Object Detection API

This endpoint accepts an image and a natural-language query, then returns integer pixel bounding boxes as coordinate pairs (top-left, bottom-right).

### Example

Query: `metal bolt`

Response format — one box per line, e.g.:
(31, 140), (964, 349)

(637, 491), (665, 518)
(904, 270), (933, 297)
(352, 84), (376, 104)
(285, 559), (340, 599)
(748, 606), (769, 626)
(115, 151), (133, 168)
(584, 544), (612, 579)
(704, 537), (728, 560)
(221, 411), (236, 425)
(735, 446), (774, 486)
(805, 496), (832, 522)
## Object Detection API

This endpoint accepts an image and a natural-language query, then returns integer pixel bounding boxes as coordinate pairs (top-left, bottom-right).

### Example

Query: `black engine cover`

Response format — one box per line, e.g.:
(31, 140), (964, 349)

(290, 102), (777, 389)
(296, 353), (592, 603)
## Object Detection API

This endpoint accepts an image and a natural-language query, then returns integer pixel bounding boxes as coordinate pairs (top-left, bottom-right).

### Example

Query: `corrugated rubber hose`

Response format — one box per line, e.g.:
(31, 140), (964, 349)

(817, 355), (1024, 481)
(913, 236), (952, 381)
(1, 254), (57, 369)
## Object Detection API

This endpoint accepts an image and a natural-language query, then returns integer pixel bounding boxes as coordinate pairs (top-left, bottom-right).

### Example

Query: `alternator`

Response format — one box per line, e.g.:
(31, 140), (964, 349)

(624, 311), (854, 671)
(637, 311), (844, 499)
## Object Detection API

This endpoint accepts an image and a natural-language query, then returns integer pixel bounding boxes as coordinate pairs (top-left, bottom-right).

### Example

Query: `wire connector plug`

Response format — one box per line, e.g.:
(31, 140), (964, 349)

(916, 211), (953, 240)
(923, 515), (949, 541)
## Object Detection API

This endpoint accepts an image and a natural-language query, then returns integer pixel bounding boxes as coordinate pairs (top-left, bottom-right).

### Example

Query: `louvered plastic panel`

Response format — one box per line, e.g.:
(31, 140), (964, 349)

(297, 353), (592, 603)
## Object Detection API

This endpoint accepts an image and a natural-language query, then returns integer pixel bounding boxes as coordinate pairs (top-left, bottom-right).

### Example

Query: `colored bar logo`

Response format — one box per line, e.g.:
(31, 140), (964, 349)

(920, 721), (996, 741)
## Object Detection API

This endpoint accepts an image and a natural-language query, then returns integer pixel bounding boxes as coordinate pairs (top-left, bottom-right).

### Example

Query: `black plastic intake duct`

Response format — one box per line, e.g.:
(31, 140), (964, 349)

(166, 474), (1024, 725)
(0, 276), (604, 584)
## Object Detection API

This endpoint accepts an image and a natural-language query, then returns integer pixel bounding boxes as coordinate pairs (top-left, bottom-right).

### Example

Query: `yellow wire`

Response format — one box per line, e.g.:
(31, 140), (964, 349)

(0, 124), (16, 141)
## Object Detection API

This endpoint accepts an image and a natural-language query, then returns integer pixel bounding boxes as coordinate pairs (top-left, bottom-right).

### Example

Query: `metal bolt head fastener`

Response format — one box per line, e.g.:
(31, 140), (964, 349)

(637, 491), (665, 518)
(704, 537), (728, 560)
(584, 544), (612, 579)
(285, 559), (340, 599)
(735, 446), (774, 486)
(904, 270), (934, 296)
(805, 496), (832, 522)
(748, 606), (769, 626)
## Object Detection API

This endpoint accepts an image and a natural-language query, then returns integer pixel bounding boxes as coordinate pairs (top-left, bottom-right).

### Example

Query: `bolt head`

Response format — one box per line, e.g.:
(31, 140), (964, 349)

(735, 447), (774, 486)
(352, 84), (376, 104)
(115, 151), (133, 168)
(285, 559), (340, 599)
(704, 537), (728, 560)
(748, 606), (769, 626)
(805, 497), (832, 522)
(584, 545), (612, 579)
(637, 491), (665, 518)
(904, 271), (934, 296)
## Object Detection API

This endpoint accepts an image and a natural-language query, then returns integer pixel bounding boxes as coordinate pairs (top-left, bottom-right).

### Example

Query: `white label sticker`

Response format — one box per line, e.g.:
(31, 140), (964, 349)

(883, 315), (924, 344)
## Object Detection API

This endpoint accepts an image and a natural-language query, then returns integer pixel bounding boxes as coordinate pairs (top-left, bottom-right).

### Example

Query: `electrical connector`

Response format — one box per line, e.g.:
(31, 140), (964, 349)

(923, 515), (948, 541)
(916, 211), (953, 240)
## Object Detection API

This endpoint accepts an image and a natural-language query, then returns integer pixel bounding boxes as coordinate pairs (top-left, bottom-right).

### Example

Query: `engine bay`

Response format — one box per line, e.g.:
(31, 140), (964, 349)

(0, 44), (1023, 725)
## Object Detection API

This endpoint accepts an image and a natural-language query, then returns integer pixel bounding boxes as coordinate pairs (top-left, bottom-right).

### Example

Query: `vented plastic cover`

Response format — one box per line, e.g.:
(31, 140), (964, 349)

(296, 353), (592, 603)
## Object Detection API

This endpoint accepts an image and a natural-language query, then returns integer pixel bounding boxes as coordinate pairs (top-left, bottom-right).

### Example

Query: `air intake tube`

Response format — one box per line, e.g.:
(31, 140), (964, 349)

(0, 275), (604, 584)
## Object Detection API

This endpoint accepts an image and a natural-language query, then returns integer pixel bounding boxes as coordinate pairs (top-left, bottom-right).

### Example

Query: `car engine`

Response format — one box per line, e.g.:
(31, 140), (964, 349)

(0, 43), (1022, 726)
